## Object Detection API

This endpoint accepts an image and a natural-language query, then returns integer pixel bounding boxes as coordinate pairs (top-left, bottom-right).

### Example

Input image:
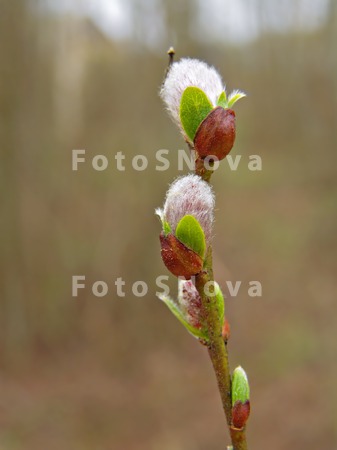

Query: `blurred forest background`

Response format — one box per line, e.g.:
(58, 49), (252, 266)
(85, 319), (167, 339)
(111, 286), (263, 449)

(0, 0), (336, 449)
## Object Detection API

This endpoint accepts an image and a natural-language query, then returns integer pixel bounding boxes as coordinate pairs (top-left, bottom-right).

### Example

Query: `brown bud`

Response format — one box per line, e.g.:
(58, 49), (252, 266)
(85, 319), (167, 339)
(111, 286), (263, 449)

(232, 400), (250, 429)
(194, 107), (236, 161)
(160, 232), (203, 279)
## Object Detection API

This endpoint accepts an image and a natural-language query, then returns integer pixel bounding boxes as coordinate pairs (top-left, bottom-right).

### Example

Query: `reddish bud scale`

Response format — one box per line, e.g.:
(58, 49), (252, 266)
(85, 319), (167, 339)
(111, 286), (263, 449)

(160, 233), (203, 279)
(222, 319), (231, 342)
(194, 107), (236, 161)
(232, 400), (251, 429)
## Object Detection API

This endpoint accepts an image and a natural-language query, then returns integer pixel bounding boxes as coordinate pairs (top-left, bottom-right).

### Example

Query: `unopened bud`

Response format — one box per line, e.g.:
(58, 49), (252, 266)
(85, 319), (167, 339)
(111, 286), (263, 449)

(222, 318), (231, 343)
(231, 366), (250, 429)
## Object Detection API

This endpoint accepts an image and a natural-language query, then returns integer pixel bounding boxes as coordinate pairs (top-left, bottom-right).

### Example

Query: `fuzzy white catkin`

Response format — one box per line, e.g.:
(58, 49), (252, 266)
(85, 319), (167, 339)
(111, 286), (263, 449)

(160, 58), (225, 134)
(157, 174), (215, 246)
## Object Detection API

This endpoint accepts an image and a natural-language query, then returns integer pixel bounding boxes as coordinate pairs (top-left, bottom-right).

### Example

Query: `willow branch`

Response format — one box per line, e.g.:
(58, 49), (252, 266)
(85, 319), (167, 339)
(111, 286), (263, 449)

(195, 162), (248, 450)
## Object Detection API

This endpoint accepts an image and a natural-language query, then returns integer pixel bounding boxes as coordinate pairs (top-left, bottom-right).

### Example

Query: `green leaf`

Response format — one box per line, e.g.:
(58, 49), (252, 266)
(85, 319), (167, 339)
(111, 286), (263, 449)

(180, 87), (213, 141)
(217, 91), (228, 108)
(227, 90), (246, 108)
(155, 209), (171, 236)
(175, 215), (206, 259)
(214, 282), (225, 325)
(157, 293), (209, 341)
(232, 366), (250, 405)
(163, 221), (171, 235)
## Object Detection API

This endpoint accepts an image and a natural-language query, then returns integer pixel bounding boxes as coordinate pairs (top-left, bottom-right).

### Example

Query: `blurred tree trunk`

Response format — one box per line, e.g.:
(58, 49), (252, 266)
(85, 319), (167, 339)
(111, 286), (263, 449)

(327, 0), (337, 123)
(0, 0), (31, 364)
(0, 0), (54, 364)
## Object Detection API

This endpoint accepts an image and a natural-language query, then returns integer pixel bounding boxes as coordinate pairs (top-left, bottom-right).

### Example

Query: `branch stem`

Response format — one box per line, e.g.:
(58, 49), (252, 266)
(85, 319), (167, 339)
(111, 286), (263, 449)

(195, 257), (232, 425)
(195, 165), (248, 450)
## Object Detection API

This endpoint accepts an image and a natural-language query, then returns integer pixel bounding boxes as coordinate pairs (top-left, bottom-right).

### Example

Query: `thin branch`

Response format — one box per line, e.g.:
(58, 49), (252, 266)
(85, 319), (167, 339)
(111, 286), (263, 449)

(195, 166), (248, 450)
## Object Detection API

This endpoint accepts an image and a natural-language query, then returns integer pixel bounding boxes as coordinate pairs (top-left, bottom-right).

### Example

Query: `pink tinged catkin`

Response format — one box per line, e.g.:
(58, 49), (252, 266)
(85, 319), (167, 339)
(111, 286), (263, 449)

(178, 279), (203, 329)
(157, 174), (215, 247)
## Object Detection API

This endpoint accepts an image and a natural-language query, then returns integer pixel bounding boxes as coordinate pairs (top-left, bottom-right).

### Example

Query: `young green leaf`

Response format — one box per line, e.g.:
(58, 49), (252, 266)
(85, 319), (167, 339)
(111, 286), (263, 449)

(175, 215), (206, 259)
(227, 90), (246, 108)
(157, 293), (209, 341)
(156, 209), (171, 235)
(232, 366), (250, 405)
(180, 87), (213, 141)
(163, 221), (171, 235)
(214, 282), (225, 326)
(217, 91), (228, 108)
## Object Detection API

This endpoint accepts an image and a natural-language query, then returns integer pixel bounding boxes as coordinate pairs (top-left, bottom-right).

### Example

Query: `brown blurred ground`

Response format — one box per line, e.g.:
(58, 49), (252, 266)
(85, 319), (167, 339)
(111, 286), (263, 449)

(0, 1), (336, 449)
